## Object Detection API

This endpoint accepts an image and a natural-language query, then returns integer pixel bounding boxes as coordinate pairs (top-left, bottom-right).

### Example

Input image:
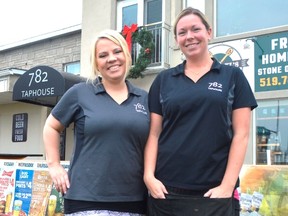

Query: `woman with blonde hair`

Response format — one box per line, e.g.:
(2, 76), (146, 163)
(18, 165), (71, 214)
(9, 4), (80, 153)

(43, 29), (149, 216)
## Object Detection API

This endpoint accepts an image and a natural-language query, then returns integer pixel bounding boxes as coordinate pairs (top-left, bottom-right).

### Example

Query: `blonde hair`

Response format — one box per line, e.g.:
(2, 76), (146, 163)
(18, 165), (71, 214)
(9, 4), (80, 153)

(88, 29), (132, 81)
(173, 7), (211, 37)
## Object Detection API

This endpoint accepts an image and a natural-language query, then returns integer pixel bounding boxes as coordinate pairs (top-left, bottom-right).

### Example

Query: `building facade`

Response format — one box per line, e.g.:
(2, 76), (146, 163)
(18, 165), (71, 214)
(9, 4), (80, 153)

(0, 27), (81, 159)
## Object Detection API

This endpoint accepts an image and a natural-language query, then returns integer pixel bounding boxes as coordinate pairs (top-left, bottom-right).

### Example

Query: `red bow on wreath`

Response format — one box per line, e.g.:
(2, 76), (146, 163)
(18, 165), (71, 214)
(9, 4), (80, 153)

(122, 24), (138, 52)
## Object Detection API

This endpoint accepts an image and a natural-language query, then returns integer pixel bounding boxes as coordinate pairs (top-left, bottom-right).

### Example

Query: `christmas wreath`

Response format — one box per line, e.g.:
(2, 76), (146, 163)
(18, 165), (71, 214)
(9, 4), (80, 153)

(122, 24), (155, 79)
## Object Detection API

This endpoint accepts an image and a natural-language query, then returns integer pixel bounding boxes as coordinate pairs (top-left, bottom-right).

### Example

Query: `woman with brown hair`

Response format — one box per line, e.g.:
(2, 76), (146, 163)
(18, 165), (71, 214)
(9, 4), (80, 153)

(144, 7), (257, 216)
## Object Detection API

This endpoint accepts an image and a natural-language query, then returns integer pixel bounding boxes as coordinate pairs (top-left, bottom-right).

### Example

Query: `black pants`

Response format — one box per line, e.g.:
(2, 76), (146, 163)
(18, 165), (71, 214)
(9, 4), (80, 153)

(147, 189), (240, 216)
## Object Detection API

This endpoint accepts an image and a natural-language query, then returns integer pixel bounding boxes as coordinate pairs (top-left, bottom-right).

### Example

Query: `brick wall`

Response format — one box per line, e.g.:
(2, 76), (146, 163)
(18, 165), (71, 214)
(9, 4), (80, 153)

(0, 31), (81, 72)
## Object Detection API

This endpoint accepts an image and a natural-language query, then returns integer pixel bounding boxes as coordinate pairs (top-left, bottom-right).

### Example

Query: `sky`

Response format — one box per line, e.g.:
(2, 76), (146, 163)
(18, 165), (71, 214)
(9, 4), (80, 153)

(0, 0), (82, 46)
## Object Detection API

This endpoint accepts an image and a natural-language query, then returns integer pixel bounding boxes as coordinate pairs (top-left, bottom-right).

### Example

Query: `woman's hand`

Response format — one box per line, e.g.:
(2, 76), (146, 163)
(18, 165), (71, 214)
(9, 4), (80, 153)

(44, 114), (69, 194)
(48, 163), (70, 194)
(144, 176), (168, 199)
(204, 184), (233, 198)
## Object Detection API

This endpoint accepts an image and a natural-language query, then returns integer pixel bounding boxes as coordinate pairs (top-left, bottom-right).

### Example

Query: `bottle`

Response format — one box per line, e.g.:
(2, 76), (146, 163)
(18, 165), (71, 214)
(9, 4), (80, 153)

(251, 187), (264, 212)
(4, 191), (13, 213)
(240, 189), (253, 215)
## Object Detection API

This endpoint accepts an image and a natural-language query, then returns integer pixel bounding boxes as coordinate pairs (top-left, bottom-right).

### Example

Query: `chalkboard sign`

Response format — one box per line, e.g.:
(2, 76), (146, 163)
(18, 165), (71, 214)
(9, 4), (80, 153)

(12, 113), (28, 142)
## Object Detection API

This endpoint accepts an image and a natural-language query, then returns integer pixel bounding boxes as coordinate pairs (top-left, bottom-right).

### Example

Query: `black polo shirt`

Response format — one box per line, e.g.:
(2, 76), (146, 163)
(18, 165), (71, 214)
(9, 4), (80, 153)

(51, 79), (150, 202)
(149, 59), (257, 190)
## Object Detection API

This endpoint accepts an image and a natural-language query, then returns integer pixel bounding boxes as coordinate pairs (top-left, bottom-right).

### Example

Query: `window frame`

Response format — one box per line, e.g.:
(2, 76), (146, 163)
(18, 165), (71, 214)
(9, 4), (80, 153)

(116, 0), (144, 32)
(63, 61), (80, 75)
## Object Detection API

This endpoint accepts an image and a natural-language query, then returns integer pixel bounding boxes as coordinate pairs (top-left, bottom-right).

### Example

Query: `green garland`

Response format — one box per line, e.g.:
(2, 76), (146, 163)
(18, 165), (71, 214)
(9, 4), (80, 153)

(127, 28), (155, 79)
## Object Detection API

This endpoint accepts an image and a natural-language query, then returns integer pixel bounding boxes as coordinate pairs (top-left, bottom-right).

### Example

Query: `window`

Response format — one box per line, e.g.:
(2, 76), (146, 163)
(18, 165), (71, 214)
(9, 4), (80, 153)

(117, 0), (165, 66)
(121, 3), (138, 29)
(216, 0), (288, 37)
(64, 61), (80, 75)
(145, 0), (162, 25)
(117, 0), (141, 31)
(117, 0), (162, 31)
(256, 99), (288, 165)
(0, 78), (8, 92)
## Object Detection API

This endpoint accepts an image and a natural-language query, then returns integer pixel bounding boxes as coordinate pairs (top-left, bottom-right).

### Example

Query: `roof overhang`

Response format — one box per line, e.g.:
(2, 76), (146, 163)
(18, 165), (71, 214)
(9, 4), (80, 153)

(13, 65), (85, 107)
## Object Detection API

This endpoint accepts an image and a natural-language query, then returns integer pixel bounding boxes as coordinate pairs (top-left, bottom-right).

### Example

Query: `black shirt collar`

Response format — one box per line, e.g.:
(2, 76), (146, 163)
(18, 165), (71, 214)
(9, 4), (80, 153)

(92, 77), (142, 97)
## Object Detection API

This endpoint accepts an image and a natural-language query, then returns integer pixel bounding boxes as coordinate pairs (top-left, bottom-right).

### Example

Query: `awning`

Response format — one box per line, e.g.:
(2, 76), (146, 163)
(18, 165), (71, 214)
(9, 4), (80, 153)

(13, 65), (86, 107)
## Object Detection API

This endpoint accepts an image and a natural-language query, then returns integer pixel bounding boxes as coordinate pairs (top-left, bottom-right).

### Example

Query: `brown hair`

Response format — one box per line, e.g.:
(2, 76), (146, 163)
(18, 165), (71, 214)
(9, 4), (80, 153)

(173, 7), (211, 37)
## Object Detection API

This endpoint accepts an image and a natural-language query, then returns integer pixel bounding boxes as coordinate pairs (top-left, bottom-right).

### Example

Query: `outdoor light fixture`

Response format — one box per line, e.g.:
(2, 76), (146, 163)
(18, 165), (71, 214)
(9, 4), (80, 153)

(244, 37), (265, 54)
(244, 37), (265, 60)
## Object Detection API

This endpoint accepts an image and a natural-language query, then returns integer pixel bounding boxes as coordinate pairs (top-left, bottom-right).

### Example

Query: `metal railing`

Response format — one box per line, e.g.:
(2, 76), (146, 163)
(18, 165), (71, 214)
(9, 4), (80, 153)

(131, 22), (171, 69)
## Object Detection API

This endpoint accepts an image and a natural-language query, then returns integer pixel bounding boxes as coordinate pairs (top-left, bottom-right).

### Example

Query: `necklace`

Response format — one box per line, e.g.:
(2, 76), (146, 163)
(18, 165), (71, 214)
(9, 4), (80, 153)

(185, 57), (213, 75)
(185, 63), (212, 76)
(193, 70), (202, 75)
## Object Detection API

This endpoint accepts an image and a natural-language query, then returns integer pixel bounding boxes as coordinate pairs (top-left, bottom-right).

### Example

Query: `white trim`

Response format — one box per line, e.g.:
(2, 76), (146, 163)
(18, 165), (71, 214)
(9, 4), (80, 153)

(182, 0), (186, 8)
(185, 0), (205, 13)
(0, 68), (26, 77)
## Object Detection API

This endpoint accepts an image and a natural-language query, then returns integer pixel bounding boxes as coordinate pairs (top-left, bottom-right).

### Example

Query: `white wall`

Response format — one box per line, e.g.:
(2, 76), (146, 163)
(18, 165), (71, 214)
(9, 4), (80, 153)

(0, 103), (47, 157)
(185, 0), (205, 12)
(80, 0), (117, 78)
